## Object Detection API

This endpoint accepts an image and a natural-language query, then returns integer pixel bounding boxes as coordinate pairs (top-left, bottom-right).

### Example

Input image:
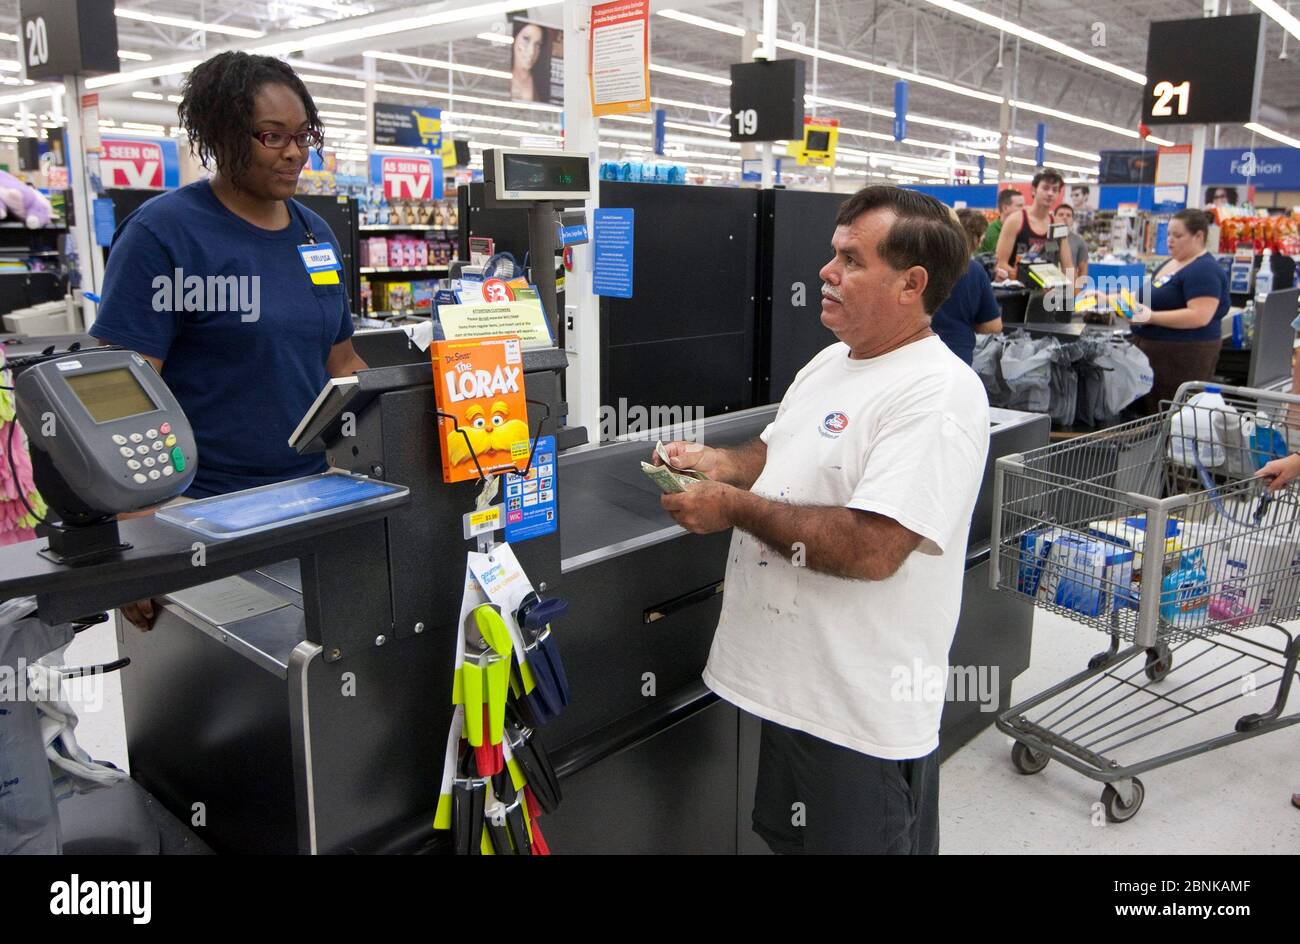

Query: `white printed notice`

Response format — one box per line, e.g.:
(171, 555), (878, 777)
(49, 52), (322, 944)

(589, 0), (650, 116)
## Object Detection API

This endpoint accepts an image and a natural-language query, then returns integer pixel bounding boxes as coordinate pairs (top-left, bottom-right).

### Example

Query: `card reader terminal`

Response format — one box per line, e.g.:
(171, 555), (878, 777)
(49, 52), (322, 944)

(15, 349), (196, 520)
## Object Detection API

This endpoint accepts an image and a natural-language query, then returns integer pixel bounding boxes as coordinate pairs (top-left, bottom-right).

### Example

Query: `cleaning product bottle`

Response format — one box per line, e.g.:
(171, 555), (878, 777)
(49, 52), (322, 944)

(1160, 547), (1209, 628)
(1255, 249), (1274, 304)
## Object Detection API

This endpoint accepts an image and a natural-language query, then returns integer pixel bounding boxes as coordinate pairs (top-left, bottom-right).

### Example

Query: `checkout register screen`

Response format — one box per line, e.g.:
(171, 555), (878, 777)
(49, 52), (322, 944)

(66, 368), (155, 423)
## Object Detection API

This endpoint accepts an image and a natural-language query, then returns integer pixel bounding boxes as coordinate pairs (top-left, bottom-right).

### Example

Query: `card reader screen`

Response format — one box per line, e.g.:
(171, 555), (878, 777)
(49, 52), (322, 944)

(66, 368), (156, 423)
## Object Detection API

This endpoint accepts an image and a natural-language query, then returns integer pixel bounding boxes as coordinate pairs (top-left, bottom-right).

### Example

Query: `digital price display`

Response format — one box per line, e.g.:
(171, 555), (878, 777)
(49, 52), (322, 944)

(488, 149), (592, 201)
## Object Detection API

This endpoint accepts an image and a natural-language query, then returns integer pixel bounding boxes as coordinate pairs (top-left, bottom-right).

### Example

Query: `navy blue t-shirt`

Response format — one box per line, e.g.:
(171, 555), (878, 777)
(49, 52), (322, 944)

(931, 259), (1002, 364)
(91, 180), (353, 497)
(1131, 252), (1230, 343)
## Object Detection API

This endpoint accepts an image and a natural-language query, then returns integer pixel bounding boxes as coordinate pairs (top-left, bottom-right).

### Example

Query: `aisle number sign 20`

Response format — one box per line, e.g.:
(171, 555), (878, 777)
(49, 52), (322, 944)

(24, 16), (48, 69)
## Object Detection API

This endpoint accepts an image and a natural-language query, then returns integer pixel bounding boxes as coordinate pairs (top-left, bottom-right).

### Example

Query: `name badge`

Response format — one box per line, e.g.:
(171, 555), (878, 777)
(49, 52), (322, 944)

(1153, 275), (1171, 288)
(298, 244), (341, 286)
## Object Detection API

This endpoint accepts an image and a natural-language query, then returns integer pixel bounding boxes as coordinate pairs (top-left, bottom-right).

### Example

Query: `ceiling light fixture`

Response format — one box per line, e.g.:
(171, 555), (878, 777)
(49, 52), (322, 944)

(114, 8), (266, 38)
(1244, 121), (1300, 148)
(362, 50), (511, 80)
(916, 0), (1145, 84)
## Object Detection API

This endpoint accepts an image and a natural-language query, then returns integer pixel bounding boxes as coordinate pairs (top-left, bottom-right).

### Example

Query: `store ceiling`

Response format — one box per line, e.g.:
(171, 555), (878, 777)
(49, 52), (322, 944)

(0, 0), (1296, 180)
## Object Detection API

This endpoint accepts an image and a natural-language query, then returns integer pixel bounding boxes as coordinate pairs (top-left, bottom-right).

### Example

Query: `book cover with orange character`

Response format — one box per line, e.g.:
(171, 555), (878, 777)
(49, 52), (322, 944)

(431, 334), (531, 483)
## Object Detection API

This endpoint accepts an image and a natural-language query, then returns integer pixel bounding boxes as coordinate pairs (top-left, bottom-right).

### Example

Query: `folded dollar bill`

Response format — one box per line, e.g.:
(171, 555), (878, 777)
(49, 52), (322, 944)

(641, 440), (709, 494)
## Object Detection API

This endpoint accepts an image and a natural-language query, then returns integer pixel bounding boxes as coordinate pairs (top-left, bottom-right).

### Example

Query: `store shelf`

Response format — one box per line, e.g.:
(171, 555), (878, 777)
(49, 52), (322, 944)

(0, 222), (66, 231)
(359, 225), (458, 233)
(360, 265), (449, 274)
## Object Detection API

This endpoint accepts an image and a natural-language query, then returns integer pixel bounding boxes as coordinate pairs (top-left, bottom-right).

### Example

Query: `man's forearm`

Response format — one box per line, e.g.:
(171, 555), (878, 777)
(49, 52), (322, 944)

(715, 438), (768, 489)
(727, 490), (916, 581)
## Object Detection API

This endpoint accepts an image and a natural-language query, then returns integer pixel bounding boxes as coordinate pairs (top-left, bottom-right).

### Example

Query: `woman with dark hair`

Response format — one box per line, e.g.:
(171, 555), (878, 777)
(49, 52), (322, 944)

(511, 22), (552, 103)
(1126, 208), (1230, 413)
(931, 208), (1002, 365)
(91, 52), (367, 624)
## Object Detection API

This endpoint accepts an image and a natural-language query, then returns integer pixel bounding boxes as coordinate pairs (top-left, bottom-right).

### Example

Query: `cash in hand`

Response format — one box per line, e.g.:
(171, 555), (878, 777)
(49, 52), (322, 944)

(641, 440), (709, 494)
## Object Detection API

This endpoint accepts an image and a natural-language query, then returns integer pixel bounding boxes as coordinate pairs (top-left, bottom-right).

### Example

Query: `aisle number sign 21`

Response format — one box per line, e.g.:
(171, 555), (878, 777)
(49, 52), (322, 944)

(1151, 80), (1190, 118)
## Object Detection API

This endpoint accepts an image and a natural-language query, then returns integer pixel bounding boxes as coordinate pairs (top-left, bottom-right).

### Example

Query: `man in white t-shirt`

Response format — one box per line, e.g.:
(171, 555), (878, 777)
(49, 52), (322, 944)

(654, 185), (990, 854)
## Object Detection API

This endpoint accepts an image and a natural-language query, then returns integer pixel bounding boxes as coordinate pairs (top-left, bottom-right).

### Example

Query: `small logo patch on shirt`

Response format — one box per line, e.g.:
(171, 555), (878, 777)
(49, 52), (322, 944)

(821, 411), (850, 437)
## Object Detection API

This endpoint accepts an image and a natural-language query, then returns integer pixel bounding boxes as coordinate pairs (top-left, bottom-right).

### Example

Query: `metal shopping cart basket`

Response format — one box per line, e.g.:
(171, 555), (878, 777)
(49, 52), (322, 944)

(990, 381), (1300, 822)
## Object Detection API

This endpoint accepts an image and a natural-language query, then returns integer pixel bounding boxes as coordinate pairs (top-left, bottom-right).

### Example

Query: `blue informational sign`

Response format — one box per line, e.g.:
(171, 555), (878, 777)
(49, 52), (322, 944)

(653, 109), (666, 156)
(92, 197), (116, 247)
(593, 208), (634, 298)
(504, 435), (557, 543)
(741, 159), (761, 182)
(904, 183), (999, 208)
(557, 222), (589, 246)
(372, 103), (442, 149)
(1202, 147), (1300, 190)
(1035, 123), (1046, 167)
(1155, 220), (1170, 256)
(893, 81), (908, 142)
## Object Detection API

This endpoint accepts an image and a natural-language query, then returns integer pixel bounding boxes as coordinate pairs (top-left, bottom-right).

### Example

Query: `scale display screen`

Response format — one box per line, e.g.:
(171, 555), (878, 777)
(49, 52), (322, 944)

(502, 152), (590, 195)
(66, 367), (156, 423)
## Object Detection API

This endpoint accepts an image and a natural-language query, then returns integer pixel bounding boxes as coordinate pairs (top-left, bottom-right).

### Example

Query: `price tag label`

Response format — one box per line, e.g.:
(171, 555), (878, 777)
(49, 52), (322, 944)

(462, 506), (502, 539)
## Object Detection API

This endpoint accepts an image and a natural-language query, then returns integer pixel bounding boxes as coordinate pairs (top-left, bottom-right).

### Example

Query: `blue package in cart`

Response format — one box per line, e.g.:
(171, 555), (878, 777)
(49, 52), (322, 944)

(1017, 526), (1063, 594)
(1037, 533), (1135, 617)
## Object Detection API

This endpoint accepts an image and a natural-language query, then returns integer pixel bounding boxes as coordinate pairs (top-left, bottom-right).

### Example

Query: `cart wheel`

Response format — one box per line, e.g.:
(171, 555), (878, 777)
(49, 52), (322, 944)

(1144, 646), (1173, 682)
(1011, 741), (1050, 775)
(1101, 778), (1145, 823)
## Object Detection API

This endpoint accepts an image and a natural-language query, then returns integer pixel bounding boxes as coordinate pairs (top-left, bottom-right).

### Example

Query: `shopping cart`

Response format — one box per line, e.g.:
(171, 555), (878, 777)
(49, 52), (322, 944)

(411, 111), (441, 147)
(989, 381), (1300, 822)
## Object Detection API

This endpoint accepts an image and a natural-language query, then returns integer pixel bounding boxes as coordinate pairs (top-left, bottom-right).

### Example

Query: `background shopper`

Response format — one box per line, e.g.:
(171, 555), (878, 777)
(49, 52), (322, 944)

(932, 208), (1003, 364)
(978, 188), (1025, 255)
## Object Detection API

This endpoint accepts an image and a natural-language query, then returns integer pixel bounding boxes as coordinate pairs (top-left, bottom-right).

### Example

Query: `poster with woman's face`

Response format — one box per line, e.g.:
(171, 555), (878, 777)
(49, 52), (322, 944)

(511, 19), (564, 105)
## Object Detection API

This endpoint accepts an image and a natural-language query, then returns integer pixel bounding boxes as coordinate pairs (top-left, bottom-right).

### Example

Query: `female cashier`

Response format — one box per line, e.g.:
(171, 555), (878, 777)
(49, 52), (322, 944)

(91, 52), (367, 624)
(1126, 208), (1229, 415)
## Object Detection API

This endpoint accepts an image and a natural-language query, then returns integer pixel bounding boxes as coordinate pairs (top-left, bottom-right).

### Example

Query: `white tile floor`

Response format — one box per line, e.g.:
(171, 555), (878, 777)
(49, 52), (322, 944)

(61, 609), (1300, 854)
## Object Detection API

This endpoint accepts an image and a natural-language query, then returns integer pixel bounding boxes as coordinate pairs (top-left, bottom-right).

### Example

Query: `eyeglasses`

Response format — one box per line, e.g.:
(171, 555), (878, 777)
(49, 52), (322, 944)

(252, 130), (323, 150)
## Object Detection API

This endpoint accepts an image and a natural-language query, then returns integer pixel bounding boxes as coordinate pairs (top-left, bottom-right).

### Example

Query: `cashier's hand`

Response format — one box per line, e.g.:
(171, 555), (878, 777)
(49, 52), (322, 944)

(121, 598), (160, 631)
(661, 481), (738, 534)
(994, 267), (1010, 282)
(1257, 454), (1300, 493)
(1127, 304), (1153, 324)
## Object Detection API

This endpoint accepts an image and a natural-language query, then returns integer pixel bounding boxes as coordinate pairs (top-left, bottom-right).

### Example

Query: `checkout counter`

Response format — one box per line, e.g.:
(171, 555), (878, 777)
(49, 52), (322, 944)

(111, 362), (1046, 853)
(1, 330), (1048, 854)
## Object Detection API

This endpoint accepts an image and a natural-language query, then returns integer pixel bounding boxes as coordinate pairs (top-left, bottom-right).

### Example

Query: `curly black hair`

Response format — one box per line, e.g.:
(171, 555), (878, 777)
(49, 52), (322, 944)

(177, 51), (323, 187)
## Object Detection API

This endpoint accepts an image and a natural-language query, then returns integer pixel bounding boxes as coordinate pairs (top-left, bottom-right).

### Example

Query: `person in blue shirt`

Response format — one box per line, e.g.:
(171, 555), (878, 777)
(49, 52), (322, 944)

(931, 208), (1003, 364)
(1126, 208), (1229, 414)
(92, 51), (367, 626)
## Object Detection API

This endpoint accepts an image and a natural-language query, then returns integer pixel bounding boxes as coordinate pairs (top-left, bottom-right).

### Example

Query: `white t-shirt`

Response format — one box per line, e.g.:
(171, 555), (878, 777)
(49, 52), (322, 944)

(702, 336), (990, 759)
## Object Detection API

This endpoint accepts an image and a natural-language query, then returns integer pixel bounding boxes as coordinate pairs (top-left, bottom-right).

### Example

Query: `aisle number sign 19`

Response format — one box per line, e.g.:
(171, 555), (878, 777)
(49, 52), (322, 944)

(728, 60), (805, 143)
